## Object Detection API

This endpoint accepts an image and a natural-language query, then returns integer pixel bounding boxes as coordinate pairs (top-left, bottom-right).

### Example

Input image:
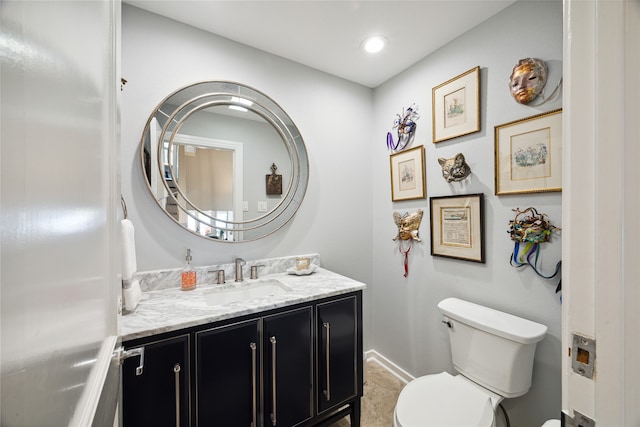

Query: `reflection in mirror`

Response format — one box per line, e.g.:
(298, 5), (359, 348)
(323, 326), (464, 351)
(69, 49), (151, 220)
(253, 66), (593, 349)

(171, 134), (243, 240)
(140, 82), (308, 242)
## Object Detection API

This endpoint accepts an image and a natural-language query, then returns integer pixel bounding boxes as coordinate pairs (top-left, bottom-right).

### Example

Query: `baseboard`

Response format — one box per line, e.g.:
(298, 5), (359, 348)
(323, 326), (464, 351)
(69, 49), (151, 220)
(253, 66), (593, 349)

(364, 349), (414, 384)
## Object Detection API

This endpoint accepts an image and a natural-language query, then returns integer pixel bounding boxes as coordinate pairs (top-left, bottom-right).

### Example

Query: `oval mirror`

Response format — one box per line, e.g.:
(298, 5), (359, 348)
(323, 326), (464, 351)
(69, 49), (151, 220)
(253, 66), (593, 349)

(140, 81), (309, 242)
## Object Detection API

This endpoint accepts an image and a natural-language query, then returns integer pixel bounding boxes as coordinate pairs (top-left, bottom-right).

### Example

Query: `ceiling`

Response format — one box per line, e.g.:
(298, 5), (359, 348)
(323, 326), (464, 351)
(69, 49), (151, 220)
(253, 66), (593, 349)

(125, 0), (516, 88)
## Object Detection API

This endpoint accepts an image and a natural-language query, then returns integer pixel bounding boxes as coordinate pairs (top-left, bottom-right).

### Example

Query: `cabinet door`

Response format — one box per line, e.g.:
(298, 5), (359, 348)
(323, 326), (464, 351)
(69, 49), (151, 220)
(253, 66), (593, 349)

(196, 319), (260, 427)
(263, 307), (313, 427)
(316, 296), (358, 414)
(122, 334), (190, 427)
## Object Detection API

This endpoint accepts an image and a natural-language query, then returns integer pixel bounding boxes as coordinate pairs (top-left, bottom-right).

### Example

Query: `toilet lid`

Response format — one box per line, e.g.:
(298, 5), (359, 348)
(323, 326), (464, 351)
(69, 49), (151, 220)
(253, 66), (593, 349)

(395, 372), (495, 427)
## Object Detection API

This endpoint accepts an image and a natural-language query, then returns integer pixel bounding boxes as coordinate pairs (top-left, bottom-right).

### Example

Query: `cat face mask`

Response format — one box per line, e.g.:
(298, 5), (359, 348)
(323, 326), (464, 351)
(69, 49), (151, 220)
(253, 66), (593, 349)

(438, 153), (471, 182)
(509, 58), (548, 104)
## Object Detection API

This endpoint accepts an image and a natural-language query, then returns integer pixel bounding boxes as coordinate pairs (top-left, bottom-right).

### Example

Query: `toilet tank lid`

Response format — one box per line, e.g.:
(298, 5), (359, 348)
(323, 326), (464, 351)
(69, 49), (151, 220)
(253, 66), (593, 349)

(438, 298), (548, 344)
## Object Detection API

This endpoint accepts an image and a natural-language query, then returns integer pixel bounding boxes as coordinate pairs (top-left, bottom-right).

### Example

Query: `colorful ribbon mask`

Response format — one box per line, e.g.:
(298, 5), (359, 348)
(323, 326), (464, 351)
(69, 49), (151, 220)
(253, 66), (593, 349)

(387, 104), (419, 151)
(508, 207), (562, 295)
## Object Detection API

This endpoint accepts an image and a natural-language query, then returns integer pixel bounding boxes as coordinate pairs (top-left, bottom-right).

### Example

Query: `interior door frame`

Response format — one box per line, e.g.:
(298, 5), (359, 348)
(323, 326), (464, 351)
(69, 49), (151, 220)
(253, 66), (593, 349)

(562, 0), (640, 424)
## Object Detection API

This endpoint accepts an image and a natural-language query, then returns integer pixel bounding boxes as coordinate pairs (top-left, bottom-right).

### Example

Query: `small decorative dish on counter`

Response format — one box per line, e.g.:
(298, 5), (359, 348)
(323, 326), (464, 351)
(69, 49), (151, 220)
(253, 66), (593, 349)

(287, 264), (318, 276)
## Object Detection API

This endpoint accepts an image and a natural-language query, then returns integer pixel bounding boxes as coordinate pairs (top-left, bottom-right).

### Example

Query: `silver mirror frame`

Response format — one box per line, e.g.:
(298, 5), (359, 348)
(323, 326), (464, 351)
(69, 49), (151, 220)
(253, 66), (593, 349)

(140, 81), (309, 242)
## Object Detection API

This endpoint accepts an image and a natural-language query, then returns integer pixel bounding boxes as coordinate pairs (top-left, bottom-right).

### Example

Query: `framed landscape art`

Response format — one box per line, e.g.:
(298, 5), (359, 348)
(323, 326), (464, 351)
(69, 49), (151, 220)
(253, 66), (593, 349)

(432, 66), (480, 143)
(494, 109), (562, 195)
(390, 145), (426, 202)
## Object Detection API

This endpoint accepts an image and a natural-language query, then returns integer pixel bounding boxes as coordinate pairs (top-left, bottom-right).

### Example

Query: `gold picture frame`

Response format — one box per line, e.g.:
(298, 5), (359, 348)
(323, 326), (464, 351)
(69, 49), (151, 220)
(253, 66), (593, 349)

(390, 145), (426, 202)
(494, 109), (562, 195)
(432, 66), (480, 143)
(430, 193), (485, 263)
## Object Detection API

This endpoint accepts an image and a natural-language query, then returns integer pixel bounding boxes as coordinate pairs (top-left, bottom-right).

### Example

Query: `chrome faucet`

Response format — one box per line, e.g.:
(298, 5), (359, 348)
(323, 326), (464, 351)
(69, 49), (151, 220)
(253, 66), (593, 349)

(234, 258), (246, 282)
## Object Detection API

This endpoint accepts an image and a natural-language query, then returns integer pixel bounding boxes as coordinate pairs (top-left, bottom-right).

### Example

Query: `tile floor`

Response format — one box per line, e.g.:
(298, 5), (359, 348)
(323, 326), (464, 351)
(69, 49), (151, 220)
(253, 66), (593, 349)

(330, 359), (405, 427)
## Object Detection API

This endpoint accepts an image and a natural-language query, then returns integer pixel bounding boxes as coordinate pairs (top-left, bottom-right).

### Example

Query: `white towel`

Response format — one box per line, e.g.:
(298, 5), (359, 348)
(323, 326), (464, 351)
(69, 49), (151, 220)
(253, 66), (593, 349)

(121, 219), (137, 282)
(121, 219), (141, 311)
(123, 279), (142, 312)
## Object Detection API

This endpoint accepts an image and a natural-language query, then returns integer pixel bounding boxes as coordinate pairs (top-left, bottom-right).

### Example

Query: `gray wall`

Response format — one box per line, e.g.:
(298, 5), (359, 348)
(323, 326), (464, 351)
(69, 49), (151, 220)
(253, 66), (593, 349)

(121, 4), (375, 344)
(123, 2), (562, 425)
(371, 1), (562, 425)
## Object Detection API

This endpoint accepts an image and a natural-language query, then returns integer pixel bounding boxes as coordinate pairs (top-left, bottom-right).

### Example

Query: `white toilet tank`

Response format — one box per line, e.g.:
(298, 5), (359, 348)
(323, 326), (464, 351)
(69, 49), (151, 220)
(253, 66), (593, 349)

(438, 298), (548, 398)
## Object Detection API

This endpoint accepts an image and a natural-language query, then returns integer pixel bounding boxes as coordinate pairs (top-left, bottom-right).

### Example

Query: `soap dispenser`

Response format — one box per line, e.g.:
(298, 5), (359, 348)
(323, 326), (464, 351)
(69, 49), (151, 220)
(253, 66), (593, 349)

(181, 248), (197, 291)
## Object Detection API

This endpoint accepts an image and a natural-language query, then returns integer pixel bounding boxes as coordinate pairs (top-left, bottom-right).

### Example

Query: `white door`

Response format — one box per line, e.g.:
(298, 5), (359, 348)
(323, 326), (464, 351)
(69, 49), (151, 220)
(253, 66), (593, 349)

(563, 0), (640, 424)
(1, 1), (121, 425)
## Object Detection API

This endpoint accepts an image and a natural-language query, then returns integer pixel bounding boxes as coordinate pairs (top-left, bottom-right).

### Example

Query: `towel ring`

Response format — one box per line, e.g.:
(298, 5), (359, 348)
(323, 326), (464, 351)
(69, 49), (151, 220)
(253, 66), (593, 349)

(121, 195), (128, 219)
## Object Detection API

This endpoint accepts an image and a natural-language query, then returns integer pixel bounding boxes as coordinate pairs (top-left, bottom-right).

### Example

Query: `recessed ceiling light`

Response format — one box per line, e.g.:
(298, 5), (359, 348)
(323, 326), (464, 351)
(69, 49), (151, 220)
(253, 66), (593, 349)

(362, 36), (387, 54)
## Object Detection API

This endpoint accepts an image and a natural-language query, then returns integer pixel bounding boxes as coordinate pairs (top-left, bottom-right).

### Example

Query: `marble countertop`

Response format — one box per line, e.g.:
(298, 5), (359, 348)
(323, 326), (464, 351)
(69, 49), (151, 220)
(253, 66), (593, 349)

(119, 267), (366, 342)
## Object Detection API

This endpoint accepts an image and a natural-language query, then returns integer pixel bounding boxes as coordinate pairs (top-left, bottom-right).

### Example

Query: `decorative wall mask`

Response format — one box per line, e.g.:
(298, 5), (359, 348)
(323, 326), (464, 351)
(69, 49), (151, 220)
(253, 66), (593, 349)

(509, 58), (548, 104)
(266, 163), (282, 195)
(437, 153), (471, 182)
(386, 103), (419, 151)
(508, 207), (562, 295)
(393, 209), (423, 278)
(393, 209), (423, 242)
(508, 207), (558, 243)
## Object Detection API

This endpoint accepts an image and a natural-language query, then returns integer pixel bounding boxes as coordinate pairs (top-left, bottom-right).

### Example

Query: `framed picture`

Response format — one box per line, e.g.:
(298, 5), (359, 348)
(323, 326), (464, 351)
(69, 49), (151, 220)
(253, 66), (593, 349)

(494, 109), (562, 195)
(265, 173), (282, 195)
(432, 66), (480, 143)
(430, 193), (485, 263)
(266, 162), (282, 195)
(390, 145), (426, 202)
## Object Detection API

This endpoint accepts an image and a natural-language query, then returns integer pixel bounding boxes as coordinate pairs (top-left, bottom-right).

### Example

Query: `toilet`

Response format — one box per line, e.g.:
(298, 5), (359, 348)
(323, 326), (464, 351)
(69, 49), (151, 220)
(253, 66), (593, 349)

(393, 297), (548, 427)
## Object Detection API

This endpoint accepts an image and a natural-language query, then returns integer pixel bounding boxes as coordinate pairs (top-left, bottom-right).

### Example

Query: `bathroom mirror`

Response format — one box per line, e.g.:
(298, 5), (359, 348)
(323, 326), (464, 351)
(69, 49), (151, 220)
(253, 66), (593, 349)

(140, 81), (308, 242)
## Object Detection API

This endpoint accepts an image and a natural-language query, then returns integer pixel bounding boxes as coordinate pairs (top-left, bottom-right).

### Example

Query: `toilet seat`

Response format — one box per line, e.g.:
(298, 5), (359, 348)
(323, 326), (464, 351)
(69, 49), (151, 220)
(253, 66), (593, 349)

(394, 372), (495, 427)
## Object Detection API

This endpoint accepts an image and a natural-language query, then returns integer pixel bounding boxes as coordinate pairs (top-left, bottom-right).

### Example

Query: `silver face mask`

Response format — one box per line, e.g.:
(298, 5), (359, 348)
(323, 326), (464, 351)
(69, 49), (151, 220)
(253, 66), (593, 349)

(509, 58), (548, 104)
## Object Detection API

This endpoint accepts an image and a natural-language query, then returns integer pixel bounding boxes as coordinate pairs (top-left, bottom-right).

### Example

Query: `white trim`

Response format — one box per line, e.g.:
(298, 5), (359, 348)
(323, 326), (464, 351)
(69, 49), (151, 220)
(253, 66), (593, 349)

(563, 0), (640, 424)
(365, 349), (413, 384)
(69, 335), (119, 427)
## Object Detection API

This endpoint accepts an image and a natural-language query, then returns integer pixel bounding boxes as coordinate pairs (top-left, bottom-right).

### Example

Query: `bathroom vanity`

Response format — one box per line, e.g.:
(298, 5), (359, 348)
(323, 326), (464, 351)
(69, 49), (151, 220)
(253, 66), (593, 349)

(120, 262), (365, 427)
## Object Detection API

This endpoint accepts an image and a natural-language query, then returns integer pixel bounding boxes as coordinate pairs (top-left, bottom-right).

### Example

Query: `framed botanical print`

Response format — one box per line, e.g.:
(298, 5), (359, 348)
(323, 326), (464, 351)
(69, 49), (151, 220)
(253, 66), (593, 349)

(430, 193), (485, 263)
(494, 109), (562, 195)
(390, 145), (426, 202)
(432, 66), (480, 143)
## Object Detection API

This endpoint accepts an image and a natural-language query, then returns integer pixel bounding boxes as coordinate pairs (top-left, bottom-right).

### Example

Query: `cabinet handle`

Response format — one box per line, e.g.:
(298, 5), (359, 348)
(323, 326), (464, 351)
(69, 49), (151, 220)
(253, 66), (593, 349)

(122, 346), (145, 376)
(323, 322), (331, 401)
(250, 342), (257, 427)
(270, 336), (277, 426)
(173, 363), (181, 427)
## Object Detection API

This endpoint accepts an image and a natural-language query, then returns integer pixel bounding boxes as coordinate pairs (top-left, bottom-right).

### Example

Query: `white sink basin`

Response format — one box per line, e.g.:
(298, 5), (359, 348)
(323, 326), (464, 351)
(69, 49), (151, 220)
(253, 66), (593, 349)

(203, 279), (292, 306)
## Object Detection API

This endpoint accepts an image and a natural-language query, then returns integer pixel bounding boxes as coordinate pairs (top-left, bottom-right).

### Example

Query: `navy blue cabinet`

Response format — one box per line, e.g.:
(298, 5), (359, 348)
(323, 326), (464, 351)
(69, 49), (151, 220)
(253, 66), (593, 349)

(122, 334), (190, 427)
(263, 307), (314, 426)
(316, 295), (362, 425)
(196, 307), (313, 427)
(122, 291), (361, 427)
(196, 319), (260, 426)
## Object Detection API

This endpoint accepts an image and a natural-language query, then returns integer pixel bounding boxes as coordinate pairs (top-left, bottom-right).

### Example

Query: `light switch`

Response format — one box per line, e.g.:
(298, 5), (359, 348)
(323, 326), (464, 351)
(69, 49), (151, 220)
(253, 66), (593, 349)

(257, 201), (268, 212)
(242, 201), (249, 212)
